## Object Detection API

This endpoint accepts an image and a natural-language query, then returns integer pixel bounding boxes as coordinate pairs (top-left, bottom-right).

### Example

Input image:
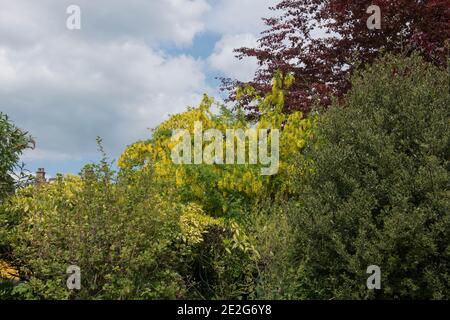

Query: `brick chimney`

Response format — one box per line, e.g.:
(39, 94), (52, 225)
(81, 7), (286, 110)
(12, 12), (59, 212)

(36, 168), (46, 185)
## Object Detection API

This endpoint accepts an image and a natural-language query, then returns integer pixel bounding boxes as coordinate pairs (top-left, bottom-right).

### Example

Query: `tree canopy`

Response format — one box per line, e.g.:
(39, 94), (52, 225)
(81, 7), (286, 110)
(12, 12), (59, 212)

(0, 113), (33, 202)
(224, 0), (450, 114)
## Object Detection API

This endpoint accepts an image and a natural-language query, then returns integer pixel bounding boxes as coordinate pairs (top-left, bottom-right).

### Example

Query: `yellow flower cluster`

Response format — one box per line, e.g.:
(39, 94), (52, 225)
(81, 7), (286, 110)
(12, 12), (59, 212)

(117, 143), (153, 169)
(118, 73), (314, 213)
(0, 260), (19, 281)
(179, 203), (223, 245)
(218, 169), (263, 196)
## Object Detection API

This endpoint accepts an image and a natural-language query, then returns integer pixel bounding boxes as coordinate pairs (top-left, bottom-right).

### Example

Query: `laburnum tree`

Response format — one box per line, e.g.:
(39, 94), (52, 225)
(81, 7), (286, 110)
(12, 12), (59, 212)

(224, 0), (450, 114)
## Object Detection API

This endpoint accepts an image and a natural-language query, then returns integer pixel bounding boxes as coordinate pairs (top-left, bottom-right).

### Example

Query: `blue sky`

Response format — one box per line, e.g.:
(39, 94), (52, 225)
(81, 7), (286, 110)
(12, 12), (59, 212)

(0, 0), (277, 178)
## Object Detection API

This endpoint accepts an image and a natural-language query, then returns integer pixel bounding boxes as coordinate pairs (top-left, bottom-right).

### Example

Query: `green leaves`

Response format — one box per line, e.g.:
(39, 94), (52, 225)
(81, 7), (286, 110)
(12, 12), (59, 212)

(287, 54), (450, 299)
(2, 53), (448, 301)
(0, 113), (34, 202)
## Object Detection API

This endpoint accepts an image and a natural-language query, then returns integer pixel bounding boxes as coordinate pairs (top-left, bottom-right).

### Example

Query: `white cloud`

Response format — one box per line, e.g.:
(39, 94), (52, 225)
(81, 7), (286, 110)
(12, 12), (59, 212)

(0, 0), (215, 164)
(204, 1), (280, 82)
(204, 0), (277, 35)
(0, 0), (277, 168)
(0, 0), (211, 47)
(208, 33), (258, 81)
(0, 35), (209, 160)
(22, 148), (74, 162)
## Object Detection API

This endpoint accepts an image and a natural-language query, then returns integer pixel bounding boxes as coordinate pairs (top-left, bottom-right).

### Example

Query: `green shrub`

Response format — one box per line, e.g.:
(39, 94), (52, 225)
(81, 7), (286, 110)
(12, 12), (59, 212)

(0, 113), (33, 298)
(4, 160), (186, 299)
(241, 200), (299, 299)
(4, 53), (447, 301)
(0, 113), (33, 202)
(287, 53), (450, 299)
(2, 151), (258, 299)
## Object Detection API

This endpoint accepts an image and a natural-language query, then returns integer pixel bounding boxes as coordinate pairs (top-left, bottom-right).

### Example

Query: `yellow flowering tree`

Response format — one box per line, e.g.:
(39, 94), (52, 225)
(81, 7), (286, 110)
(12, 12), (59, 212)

(1, 73), (315, 299)
(118, 72), (314, 216)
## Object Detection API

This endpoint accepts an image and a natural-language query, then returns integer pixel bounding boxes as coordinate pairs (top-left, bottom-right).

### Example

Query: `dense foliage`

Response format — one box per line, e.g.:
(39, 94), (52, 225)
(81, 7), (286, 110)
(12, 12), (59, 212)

(285, 54), (450, 299)
(0, 159), (261, 299)
(0, 75), (311, 299)
(225, 0), (450, 114)
(118, 73), (313, 214)
(0, 113), (33, 202)
(1, 54), (448, 300)
(0, 114), (33, 290)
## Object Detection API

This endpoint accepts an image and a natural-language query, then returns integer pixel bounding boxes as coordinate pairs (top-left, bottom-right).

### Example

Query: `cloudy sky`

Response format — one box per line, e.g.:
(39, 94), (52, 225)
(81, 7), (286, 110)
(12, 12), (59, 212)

(0, 0), (277, 177)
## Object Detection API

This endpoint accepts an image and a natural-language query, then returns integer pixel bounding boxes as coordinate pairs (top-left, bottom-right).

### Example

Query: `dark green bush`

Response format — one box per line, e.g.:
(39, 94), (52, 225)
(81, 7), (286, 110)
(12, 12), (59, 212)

(288, 54), (450, 299)
(0, 113), (33, 202)
(0, 113), (33, 298)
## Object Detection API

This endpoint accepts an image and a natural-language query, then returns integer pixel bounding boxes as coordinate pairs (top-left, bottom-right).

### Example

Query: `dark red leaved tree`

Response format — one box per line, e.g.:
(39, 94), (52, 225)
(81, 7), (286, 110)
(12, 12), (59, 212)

(224, 0), (450, 114)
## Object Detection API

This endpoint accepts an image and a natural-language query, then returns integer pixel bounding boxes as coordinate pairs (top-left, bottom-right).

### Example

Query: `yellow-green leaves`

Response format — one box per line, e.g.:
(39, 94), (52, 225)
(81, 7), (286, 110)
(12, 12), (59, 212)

(118, 73), (314, 213)
(179, 203), (223, 245)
